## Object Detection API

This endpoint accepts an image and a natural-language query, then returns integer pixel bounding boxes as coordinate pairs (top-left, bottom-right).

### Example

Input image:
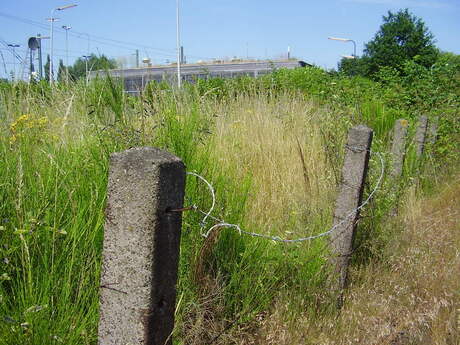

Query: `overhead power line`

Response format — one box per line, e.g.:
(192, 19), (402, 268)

(0, 11), (175, 54)
(0, 37), (23, 62)
(0, 50), (8, 75)
(1, 12), (172, 56)
(0, 11), (212, 61)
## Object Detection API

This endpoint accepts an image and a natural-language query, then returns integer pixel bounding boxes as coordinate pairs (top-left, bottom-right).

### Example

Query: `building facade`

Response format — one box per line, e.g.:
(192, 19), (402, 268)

(90, 59), (310, 94)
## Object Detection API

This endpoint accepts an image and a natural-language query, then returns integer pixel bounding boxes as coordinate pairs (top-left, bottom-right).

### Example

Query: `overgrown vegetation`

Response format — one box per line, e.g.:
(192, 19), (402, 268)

(247, 175), (460, 344)
(0, 14), (459, 344)
(339, 9), (439, 78)
(43, 53), (117, 83)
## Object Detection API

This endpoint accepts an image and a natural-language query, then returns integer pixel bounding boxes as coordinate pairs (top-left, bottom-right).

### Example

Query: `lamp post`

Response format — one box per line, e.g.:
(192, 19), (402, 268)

(328, 36), (357, 57)
(48, 4), (77, 84)
(62, 25), (71, 82)
(176, 0), (181, 89)
(7, 44), (20, 81)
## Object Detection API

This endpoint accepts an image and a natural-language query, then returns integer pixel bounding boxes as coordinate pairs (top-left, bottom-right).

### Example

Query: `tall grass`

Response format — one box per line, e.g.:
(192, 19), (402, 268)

(0, 66), (457, 344)
(250, 172), (460, 345)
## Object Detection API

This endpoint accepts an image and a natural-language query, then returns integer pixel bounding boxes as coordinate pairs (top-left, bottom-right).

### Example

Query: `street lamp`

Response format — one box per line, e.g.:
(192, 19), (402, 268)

(328, 36), (357, 58)
(48, 4), (77, 84)
(62, 25), (71, 82)
(176, 0), (181, 89)
(7, 44), (20, 81)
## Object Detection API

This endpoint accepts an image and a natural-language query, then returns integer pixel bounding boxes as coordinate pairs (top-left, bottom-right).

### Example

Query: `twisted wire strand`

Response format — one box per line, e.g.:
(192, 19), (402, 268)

(186, 171), (216, 235)
(186, 149), (385, 243)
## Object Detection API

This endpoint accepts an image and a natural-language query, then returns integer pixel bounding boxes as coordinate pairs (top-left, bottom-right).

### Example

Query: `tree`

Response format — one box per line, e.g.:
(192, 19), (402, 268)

(338, 56), (370, 77)
(43, 54), (51, 82)
(68, 54), (117, 81)
(57, 59), (66, 83)
(362, 9), (438, 77)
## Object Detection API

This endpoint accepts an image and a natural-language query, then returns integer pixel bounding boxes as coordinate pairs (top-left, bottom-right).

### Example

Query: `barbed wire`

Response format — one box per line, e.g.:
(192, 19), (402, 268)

(185, 149), (385, 243)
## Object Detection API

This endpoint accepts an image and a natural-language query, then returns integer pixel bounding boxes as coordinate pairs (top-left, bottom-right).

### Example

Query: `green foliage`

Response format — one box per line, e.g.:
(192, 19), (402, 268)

(338, 56), (370, 77)
(43, 55), (51, 83)
(0, 53), (458, 343)
(68, 54), (117, 81)
(57, 59), (67, 83)
(363, 9), (439, 76)
(192, 57), (459, 174)
(195, 76), (228, 99)
(0, 131), (106, 344)
(269, 66), (331, 97)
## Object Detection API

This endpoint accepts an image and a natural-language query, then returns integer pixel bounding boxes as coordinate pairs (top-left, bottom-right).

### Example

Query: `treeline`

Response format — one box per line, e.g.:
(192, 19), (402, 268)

(42, 53), (117, 82)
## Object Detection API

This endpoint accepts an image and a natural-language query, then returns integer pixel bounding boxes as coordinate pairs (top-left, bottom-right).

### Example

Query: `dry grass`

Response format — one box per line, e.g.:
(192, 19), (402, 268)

(175, 92), (351, 345)
(208, 92), (348, 238)
(246, 174), (460, 345)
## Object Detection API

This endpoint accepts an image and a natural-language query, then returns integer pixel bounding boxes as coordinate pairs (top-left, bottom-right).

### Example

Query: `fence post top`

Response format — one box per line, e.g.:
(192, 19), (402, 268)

(347, 125), (373, 148)
(350, 124), (373, 134)
(110, 147), (184, 166)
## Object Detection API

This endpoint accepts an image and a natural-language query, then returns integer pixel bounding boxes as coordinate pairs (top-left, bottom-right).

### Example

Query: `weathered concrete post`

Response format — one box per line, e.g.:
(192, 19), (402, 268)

(428, 116), (439, 145)
(415, 115), (429, 158)
(390, 119), (409, 179)
(330, 125), (373, 301)
(98, 147), (185, 345)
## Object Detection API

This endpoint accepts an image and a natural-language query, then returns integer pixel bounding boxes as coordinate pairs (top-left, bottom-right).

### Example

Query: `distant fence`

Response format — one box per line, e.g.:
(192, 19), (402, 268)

(97, 116), (437, 344)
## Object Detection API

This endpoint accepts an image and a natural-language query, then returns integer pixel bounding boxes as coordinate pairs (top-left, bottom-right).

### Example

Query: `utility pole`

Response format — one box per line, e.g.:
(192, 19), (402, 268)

(0, 50), (7, 78)
(62, 25), (71, 82)
(7, 43), (20, 81)
(48, 4), (78, 84)
(37, 34), (43, 79)
(176, 0), (181, 89)
(48, 15), (59, 83)
(135, 49), (139, 68)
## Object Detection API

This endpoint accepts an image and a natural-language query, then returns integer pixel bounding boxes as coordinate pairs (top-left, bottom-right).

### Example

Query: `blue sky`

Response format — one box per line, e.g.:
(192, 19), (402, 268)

(0, 0), (459, 79)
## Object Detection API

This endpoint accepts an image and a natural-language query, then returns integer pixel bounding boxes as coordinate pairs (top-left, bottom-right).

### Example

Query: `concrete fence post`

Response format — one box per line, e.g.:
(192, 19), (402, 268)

(415, 115), (429, 158)
(330, 125), (373, 301)
(390, 119), (409, 179)
(428, 116), (439, 145)
(98, 147), (185, 345)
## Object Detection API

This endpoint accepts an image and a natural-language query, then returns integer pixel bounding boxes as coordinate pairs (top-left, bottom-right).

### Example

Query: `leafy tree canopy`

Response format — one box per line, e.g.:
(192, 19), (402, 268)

(43, 54), (51, 82)
(57, 59), (67, 83)
(338, 56), (370, 77)
(68, 54), (117, 81)
(363, 9), (439, 76)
